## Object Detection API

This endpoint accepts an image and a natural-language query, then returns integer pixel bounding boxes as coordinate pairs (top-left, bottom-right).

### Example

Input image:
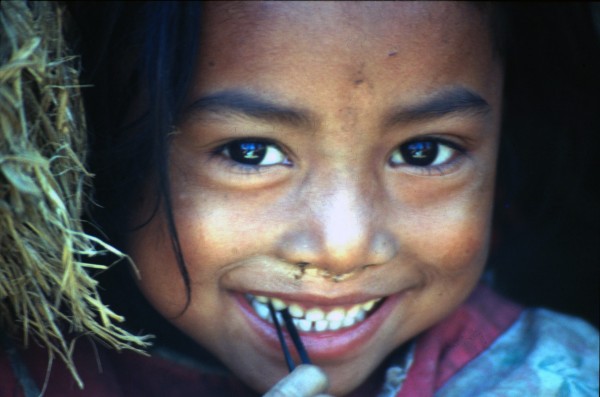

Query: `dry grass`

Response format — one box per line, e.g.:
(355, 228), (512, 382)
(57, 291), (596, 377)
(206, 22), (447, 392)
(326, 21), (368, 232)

(1, 1), (150, 387)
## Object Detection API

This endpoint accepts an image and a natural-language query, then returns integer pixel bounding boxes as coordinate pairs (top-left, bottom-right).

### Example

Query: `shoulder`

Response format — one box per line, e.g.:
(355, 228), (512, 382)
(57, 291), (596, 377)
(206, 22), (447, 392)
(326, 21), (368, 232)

(108, 345), (256, 396)
(437, 309), (599, 397)
(0, 336), (124, 397)
(396, 284), (524, 396)
(1, 336), (257, 397)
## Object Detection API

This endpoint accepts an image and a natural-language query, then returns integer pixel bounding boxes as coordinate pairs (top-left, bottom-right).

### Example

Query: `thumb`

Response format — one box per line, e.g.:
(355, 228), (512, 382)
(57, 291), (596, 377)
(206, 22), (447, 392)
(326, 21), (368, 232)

(263, 364), (331, 397)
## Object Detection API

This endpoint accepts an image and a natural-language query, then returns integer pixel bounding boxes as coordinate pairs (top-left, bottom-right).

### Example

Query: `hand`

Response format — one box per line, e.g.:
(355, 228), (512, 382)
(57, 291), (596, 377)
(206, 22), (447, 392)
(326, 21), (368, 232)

(263, 364), (332, 397)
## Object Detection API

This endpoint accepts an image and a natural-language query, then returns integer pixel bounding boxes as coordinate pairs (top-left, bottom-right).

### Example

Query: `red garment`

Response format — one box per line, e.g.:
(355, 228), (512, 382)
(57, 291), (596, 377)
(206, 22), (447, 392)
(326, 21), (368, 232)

(397, 285), (521, 396)
(1, 285), (522, 396)
(1, 340), (256, 396)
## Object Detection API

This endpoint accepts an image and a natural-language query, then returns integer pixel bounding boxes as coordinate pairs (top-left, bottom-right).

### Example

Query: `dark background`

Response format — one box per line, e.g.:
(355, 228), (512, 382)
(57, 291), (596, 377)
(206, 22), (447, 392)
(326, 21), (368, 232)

(489, 3), (599, 328)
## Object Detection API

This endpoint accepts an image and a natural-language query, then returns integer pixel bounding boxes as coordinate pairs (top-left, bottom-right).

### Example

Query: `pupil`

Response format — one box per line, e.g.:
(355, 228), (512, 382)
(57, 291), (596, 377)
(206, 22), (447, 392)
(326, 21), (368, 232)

(229, 141), (266, 165)
(400, 141), (438, 166)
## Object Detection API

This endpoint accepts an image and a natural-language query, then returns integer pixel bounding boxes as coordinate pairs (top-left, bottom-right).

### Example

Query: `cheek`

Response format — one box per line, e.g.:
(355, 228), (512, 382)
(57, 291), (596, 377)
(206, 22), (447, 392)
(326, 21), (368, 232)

(400, 185), (494, 277)
(126, 185), (233, 319)
(172, 195), (263, 266)
(129, 217), (190, 317)
(431, 223), (490, 274)
(171, 178), (294, 263)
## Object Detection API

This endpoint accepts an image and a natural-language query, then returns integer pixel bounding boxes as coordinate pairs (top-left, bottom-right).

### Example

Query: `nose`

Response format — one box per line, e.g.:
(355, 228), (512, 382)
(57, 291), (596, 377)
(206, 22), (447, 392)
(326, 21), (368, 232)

(276, 173), (398, 276)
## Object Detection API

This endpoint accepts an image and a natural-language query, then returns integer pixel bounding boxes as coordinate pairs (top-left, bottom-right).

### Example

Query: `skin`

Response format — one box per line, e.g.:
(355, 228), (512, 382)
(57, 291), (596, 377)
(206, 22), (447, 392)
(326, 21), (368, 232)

(129, 2), (503, 396)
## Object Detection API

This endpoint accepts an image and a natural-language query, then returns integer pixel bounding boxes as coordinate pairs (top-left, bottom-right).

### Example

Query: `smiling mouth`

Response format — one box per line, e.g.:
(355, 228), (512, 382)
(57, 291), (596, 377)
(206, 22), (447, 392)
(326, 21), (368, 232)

(245, 294), (384, 333)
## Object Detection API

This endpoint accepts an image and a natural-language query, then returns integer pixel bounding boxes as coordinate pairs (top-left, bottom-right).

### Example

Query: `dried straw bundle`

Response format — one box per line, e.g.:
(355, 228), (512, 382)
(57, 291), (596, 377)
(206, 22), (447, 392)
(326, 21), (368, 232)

(1, 0), (149, 387)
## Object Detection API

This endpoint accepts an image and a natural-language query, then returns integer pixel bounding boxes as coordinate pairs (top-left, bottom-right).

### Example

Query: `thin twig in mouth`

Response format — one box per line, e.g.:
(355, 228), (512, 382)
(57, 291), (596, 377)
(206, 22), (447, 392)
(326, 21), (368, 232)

(268, 301), (295, 371)
(267, 302), (312, 372)
(281, 309), (311, 365)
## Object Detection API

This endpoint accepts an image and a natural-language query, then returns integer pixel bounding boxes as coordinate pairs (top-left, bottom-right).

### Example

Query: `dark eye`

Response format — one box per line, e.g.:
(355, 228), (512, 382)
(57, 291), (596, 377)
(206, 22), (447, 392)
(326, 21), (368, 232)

(221, 140), (288, 166)
(389, 139), (454, 167)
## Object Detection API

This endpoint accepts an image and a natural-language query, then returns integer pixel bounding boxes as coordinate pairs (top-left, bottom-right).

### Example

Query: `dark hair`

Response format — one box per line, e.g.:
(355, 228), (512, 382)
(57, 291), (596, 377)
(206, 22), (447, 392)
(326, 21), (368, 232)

(68, 2), (202, 314)
(68, 2), (599, 339)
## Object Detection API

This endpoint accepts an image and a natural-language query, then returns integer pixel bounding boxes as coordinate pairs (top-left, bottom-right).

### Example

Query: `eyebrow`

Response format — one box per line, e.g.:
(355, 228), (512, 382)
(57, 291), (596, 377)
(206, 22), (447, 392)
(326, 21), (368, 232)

(182, 90), (315, 129)
(385, 87), (492, 126)
(182, 86), (492, 129)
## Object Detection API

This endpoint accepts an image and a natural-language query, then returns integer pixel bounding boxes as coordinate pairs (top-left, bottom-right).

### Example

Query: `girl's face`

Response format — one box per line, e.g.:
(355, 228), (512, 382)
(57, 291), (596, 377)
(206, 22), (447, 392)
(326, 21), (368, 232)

(129, 2), (503, 395)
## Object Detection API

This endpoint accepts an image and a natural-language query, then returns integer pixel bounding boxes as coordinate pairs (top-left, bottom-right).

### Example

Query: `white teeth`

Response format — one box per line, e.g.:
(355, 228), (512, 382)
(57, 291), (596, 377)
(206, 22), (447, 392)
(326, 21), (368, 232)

(356, 310), (366, 323)
(288, 303), (304, 318)
(305, 308), (325, 322)
(252, 299), (270, 320)
(314, 319), (328, 332)
(255, 295), (269, 304)
(362, 299), (377, 311)
(326, 308), (345, 322)
(342, 315), (356, 327)
(346, 305), (360, 319)
(328, 320), (342, 331)
(297, 319), (312, 332)
(271, 298), (287, 311)
(247, 294), (383, 333)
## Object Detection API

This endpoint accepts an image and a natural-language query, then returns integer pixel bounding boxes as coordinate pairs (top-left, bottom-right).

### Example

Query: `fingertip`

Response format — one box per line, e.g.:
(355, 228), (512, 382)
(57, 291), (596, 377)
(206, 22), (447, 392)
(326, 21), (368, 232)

(294, 364), (329, 391)
(263, 364), (330, 397)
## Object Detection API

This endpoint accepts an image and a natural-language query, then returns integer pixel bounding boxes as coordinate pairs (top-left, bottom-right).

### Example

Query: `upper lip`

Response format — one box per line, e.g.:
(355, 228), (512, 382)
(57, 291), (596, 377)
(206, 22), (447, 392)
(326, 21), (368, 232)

(223, 256), (410, 306)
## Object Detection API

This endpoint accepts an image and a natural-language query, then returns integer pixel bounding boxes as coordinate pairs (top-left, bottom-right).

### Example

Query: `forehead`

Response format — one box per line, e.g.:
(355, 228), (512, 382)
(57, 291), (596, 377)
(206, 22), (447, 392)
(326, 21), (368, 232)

(195, 1), (500, 115)
(202, 2), (488, 48)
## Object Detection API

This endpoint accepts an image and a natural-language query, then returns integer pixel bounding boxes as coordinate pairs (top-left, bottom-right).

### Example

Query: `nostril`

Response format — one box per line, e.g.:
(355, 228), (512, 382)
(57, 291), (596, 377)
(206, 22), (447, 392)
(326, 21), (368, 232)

(275, 230), (321, 265)
(362, 264), (376, 270)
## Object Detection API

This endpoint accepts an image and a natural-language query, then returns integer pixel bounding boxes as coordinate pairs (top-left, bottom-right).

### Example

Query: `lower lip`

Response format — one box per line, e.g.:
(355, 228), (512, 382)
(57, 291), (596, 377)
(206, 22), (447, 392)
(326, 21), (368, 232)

(234, 292), (402, 363)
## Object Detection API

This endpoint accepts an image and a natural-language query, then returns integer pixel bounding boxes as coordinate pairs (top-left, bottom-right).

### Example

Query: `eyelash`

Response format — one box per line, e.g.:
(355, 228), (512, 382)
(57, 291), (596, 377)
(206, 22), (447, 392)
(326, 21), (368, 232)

(388, 137), (466, 176)
(212, 139), (292, 174)
(213, 136), (466, 176)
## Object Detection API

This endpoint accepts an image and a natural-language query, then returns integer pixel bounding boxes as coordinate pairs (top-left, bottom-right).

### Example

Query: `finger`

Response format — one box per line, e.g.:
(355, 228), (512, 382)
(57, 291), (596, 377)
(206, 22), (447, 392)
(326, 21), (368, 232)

(263, 364), (330, 397)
